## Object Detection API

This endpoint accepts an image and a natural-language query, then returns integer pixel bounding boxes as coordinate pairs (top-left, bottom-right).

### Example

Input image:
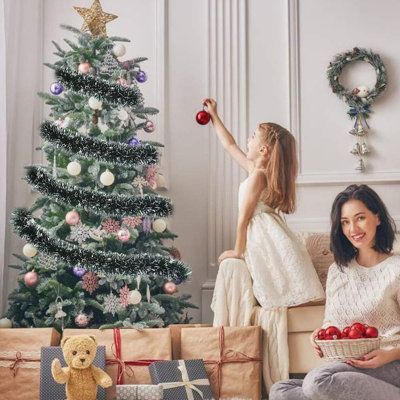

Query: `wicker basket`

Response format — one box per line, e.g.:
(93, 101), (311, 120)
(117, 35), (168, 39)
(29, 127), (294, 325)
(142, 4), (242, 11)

(315, 337), (381, 361)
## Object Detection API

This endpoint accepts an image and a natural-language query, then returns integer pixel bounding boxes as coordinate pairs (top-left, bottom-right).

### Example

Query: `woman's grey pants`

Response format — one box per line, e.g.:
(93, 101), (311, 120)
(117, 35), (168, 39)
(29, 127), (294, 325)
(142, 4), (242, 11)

(269, 360), (400, 399)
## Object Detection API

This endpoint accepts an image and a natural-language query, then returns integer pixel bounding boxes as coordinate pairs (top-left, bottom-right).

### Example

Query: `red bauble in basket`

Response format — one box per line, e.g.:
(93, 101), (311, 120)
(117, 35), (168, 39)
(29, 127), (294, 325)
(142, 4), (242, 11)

(365, 326), (379, 338)
(351, 322), (367, 336)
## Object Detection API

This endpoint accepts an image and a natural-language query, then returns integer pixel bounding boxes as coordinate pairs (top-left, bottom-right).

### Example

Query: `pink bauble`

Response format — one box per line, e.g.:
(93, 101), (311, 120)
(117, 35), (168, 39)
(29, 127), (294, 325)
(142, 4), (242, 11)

(144, 120), (155, 133)
(65, 210), (80, 225)
(117, 228), (131, 242)
(75, 313), (89, 328)
(117, 78), (128, 86)
(24, 271), (39, 287)
(163, 281), (177, 294)
(78, 62), (91, 74)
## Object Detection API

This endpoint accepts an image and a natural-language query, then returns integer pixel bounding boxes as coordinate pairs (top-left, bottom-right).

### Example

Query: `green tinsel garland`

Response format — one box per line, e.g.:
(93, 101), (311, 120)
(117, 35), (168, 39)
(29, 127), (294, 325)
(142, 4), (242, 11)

(55, 66), (145, 108)
(40, 121), (159, 167)
(11, 208), (191, 281)
(26, 166), (173, 218)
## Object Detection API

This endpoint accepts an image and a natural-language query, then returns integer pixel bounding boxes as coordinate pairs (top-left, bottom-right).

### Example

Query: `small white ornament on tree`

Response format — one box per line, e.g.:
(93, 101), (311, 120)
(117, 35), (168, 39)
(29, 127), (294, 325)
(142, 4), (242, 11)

(152, 218), (167, 233)
(118, 109), (129, 121)
(0, 318), (12, 329)
(65, 210), (80, 226)
(112, 43), (126, 57)
(100, 169), (115, 186)
(67, 160), (82, 176)
(23, 243), (37, 258)
(88, 97), (103, 110)
(128, 289), (142, 305)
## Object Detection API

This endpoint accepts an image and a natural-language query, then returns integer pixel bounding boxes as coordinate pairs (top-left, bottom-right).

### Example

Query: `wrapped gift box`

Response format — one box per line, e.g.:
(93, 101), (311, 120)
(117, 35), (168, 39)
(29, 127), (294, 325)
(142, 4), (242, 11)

(116, 384), (163, 400)
(0, 328), (60, 400)
(149, 359), (214, 400)
(181, 326), (262, 400)
(40, 345), (107, 400)
(63, 328), (172, 399)
(169, 324), (211, 359)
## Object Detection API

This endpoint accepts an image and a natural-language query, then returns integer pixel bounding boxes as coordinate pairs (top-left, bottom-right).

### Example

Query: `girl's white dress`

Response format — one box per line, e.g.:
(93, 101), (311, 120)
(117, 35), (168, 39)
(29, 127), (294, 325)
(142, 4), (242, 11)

(211, 177), (325, 392)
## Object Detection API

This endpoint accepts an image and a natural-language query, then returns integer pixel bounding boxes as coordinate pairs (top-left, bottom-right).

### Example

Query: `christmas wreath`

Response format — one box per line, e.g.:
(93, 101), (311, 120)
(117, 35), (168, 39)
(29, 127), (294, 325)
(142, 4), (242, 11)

(327, 47), (387, 171)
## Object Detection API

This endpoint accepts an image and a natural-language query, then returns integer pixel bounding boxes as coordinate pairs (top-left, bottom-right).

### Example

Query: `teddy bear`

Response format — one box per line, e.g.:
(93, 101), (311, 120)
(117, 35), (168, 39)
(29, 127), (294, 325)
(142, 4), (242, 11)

(51, 334), (113, 400)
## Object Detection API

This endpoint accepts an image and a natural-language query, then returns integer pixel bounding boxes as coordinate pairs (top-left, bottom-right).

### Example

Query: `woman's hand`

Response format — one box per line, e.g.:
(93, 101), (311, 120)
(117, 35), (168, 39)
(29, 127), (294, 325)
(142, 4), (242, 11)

(310, 328), (323, 358)
(218, 250), (243, 264)
(346, 349), (398, 369)
(203, 98), (218, 118)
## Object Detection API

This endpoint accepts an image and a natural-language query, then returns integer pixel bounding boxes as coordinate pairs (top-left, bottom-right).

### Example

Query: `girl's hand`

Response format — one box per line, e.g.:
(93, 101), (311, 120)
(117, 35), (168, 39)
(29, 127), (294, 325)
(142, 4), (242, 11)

(346, 349), (397, 369)
(310, 328), (323, 358)
(218, 250), (243, 264)
(203, 98), (218, 118)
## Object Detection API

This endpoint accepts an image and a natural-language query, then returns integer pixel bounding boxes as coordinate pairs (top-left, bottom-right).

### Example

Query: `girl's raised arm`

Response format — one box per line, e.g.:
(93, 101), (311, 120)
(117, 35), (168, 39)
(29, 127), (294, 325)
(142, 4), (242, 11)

(204, 98), (252, 172)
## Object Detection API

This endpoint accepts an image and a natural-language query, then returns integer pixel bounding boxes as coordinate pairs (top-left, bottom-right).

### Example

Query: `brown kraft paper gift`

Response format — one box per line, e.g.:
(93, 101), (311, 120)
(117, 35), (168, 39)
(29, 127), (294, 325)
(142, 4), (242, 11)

(0, 328), (61, 400)
(181, 326), (262, 400)
(63, 328), (172, 399)
(169, 323), (212, 359)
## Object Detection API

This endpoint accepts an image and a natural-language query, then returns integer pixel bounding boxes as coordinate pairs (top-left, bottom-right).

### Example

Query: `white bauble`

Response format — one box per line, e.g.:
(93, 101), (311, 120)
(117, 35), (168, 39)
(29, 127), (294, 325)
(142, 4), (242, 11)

(62, 117), (72, 128)
(112, 43), (126, 58)
(23, 243), (37, 258)
(355, 86), (369, 98)
(67, 161), (82, 176)
(88, 97), (103, 110)
(118, 109), (129, 121)
(0, 318), (12, 329)
(128, 289), (142, 305)
(100, 169), (115, 186)
(152, 218), (167, 233)
(97, 121), (109, 133)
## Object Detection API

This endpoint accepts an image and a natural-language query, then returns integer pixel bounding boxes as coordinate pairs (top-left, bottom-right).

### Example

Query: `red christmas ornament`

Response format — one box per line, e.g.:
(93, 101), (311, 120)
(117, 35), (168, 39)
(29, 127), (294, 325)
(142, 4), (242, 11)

(24, 271), (39, 287)
(348, 329), (362, 339)
(317, 329), (326, 340)
(342, 326), (351, 336)
(325, 326), (341, 338)
(196, 110), (211, 125)
(365, 326), (379, 338)
(351, 322), (366, 336)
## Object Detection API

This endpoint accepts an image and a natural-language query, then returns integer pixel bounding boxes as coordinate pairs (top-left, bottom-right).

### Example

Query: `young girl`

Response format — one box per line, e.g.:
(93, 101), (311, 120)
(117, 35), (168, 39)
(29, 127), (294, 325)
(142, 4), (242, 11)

(270, 184), (400, 400)
(205, 98), (325, 390)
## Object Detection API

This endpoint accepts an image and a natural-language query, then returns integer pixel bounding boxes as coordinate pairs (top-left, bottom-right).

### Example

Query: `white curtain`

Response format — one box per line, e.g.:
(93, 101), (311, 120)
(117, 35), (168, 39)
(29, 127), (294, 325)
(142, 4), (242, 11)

(0, 0), (8, 313)
(2, 0), (43, 314)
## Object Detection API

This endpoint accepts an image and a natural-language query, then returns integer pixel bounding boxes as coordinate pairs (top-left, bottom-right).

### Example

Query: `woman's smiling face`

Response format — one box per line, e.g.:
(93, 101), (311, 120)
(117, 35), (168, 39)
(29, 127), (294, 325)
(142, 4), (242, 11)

(340, 199), (381, 250)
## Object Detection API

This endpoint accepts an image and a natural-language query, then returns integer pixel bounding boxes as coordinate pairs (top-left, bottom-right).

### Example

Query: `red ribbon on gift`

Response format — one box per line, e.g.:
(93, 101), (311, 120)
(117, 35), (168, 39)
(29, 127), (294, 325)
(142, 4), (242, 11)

(106, 328), (163, 384)
(203, 326), (261, 399)
(0, 351), (41, 377)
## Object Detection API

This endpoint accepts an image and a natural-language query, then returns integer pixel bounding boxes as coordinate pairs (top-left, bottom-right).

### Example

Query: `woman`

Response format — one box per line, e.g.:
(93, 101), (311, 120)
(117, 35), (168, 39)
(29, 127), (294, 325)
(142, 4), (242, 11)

(270, 184), (400, 399)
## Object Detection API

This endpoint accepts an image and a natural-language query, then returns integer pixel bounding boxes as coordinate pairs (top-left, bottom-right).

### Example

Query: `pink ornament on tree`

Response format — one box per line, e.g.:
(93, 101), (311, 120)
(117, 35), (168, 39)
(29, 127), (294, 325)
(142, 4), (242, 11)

(78, 61), (91, 74)
(102, 218), (120, 234)
(82, 271), (99, 294)
(117, 228), (131, 242)
(65, 210), (80, 225)
(146, 165), (158, 189)
(24, 271), (39, 287)
(163, 281), (177, 294)
(117, 78), (128, 86)
(75, 313), (89, 328)
(143, 120), (155, 133)
(122, 216), (142, 228)
(119, 285), (130, 307)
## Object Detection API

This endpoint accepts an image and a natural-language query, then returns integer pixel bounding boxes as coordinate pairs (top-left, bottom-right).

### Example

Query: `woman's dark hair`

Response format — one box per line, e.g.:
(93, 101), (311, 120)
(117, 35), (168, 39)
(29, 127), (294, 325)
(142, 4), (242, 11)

(330, 184), (396, 267)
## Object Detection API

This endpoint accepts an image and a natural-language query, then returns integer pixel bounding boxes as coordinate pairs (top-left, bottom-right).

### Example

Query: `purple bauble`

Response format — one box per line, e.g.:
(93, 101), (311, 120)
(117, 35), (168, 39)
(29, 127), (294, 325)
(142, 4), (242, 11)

(127, 137), (141, 147)
(136, 70), (148, 83)
(50, 82), (64, 95)
(72, 265), (86, 278)
(142, 217), (152, 234)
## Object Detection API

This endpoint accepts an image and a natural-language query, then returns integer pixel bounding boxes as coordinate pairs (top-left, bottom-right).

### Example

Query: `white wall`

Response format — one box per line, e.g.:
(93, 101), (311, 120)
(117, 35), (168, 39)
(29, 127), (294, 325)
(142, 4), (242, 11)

(4, 0), (400, 323)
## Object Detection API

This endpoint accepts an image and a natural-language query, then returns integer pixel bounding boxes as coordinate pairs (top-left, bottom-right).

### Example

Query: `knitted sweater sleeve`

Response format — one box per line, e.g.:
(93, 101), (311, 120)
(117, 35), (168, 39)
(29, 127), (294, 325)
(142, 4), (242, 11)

(322, 263), (337, 329)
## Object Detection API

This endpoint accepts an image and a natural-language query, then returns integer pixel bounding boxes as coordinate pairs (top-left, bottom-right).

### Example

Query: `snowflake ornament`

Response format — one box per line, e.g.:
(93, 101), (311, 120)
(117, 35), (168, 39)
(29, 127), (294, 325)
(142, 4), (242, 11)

(133, 176), (148, 197)
(69, 222), (91, 245)
(119, 285), (130, 307)
(103, 293), (122, 316)
(101, 218), (121, 234)
(122, 216), (142, 228)
(82, 271), (99, 294)
(38, 253), (57, 270)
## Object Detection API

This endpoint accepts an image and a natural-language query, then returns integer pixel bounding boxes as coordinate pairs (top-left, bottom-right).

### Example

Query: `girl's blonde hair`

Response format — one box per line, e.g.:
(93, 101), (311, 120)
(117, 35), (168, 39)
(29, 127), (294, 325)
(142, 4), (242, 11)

(258, 122), (298, 214)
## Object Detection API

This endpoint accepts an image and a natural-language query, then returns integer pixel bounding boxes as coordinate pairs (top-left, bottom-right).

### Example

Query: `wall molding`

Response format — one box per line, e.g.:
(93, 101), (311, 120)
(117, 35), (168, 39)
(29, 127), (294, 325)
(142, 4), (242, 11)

(206, 0), (248, 274)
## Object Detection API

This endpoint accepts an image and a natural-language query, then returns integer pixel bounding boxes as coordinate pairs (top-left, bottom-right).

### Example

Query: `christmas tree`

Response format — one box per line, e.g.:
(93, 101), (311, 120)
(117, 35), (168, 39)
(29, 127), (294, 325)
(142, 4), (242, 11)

(5, 0), (194, 330)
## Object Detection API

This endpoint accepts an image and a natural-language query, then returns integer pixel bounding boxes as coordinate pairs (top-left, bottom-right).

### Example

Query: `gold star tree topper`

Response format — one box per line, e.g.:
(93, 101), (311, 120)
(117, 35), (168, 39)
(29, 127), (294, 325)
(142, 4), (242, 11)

(74, 0), (118, 37)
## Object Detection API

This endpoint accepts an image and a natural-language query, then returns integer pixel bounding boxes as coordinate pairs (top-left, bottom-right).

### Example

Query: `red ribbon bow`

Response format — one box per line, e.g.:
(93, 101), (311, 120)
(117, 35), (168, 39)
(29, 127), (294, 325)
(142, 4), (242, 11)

(204, 327), (261, 399)
(105, 328), (162, 384)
